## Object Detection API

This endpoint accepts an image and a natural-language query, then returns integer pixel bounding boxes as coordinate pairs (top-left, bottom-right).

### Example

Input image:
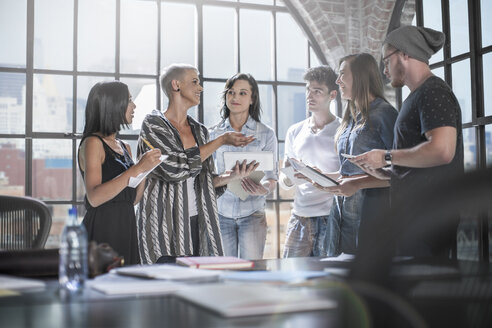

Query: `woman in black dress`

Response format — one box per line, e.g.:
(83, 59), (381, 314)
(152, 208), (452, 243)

(78, 81), (161, 265)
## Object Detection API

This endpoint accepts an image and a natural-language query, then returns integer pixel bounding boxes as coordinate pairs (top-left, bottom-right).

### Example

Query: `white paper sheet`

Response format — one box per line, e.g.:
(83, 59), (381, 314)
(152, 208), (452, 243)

(128, 155), (168, 188)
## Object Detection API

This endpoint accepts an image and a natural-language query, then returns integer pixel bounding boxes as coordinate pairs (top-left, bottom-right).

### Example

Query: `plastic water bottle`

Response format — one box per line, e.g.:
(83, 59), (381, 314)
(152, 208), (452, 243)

(59, 207), (88, 292)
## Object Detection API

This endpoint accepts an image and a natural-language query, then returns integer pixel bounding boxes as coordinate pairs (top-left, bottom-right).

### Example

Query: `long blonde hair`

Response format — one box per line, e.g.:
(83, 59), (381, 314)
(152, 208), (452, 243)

(334, 53), (387, 146)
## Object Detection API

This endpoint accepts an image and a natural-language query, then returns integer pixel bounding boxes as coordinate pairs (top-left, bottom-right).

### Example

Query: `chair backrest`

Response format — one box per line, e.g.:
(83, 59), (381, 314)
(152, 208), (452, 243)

(0, 195), (52, 250)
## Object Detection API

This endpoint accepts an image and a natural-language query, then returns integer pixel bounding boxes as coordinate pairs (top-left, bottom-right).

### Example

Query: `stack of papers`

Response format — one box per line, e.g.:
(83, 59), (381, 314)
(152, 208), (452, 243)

(0, 275), (45, 295)
(112, 264), (220, 282)
(176, 283), (336, 317)
(90, 279), (187, 296)
(221, 270), (329, 283)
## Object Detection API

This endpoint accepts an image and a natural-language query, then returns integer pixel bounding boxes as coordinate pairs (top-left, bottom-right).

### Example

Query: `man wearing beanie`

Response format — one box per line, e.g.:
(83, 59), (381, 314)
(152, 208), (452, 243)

(350, 26), (464, 258)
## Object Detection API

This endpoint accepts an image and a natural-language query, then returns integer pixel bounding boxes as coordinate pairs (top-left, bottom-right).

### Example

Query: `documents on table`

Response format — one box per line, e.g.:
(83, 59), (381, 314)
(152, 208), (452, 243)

(112, 264), (220, 282)
(226, 171), (265, 201)
(221, 270), (329, 283)
(223, 151), (274, 172)
(175, 283), (336, 317)
(128, 154), (168, 188)
(0, 274), (45, 295)
(90, 279), (188, 296)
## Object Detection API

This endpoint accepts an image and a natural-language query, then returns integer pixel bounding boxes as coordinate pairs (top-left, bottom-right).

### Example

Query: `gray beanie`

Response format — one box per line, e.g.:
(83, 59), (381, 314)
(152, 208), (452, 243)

(384, 26), (445, 64)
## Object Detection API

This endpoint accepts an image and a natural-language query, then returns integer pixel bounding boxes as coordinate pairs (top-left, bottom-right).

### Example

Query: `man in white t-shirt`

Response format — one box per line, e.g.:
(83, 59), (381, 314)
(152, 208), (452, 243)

(280, 66), (340, 257)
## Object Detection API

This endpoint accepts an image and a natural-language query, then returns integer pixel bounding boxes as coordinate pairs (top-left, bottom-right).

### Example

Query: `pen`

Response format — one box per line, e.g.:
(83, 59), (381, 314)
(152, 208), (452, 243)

(141, 138), (154, 149)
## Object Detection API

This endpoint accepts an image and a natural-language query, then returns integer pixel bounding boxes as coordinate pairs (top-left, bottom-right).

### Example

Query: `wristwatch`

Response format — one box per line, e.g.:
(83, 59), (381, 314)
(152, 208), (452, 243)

(384, 150), (392, 166)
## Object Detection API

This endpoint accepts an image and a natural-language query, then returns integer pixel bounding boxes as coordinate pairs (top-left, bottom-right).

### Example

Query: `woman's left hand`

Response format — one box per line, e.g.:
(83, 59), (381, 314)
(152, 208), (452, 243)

(241, 178), (270, 196)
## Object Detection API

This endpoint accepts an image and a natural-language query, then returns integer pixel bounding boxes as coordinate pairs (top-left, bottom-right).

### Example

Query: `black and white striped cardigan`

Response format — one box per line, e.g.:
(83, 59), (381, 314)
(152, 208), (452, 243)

(136, 110), (225, 264)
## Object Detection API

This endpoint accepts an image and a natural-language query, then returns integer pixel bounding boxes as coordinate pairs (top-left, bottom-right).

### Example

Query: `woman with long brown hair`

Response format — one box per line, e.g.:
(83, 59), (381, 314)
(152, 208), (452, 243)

(320, 53), (398, 256)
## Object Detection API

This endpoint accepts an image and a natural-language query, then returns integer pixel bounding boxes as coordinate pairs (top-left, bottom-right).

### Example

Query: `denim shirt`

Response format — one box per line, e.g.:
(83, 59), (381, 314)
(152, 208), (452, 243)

(338, 97), (397, 176)
(209, 116), (278, 218)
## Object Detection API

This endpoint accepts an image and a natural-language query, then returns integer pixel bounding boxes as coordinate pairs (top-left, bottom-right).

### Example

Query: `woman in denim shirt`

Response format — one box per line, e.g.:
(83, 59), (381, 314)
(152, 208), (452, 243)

(209, 73), (278, 260)
(318, 53), (397, 256)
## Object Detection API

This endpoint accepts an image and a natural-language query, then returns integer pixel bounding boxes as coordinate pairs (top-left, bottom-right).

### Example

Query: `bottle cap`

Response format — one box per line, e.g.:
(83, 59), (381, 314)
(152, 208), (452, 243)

(69, 207), (77, 217)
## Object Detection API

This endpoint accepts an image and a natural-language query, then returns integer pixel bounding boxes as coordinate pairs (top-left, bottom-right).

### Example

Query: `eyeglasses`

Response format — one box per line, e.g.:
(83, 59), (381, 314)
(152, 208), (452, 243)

(382, 49), (400, 67)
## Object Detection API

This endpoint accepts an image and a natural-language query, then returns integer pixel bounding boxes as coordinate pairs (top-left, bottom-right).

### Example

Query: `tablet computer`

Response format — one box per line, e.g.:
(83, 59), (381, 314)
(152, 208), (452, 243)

(223, 151), (274, 172)
(288, 158), (339, 187)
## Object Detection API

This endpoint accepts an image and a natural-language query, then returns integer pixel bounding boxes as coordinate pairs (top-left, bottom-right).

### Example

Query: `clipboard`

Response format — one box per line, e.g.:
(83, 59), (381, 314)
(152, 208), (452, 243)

(287, 158), (339, 187)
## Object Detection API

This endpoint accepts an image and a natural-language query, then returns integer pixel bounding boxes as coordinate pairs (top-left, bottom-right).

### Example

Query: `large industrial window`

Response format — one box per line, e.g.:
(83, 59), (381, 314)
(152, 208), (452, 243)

(415, 0), (492, 261)
(0, 0), (321, 258)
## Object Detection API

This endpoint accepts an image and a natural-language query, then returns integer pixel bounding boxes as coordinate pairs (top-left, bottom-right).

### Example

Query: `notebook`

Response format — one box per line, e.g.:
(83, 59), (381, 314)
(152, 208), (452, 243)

(176, 256), (254, 270)
(226, 171), (265, 201)
(112, 264), (220, 282)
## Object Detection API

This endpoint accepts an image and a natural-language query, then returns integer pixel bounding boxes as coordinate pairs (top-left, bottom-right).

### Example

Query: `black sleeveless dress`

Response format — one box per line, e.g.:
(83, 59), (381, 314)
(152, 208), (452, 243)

(79, 135), (139, 265)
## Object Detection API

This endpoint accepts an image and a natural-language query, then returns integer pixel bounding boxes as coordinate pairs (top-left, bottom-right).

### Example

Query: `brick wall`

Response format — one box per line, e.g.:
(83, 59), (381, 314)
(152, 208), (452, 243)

(289, 0), (406, 69)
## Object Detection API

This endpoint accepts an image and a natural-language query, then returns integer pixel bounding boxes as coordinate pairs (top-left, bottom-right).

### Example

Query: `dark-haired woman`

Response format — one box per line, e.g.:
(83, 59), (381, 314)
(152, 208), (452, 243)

(209, 73), (278, 260)
(78, 81), (162, 265)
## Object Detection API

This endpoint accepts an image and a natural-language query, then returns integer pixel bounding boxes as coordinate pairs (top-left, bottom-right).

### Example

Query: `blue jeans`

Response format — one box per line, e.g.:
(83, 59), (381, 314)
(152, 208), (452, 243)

(282, 214), (331, 258)
(218, 211), (267, 260)
(326, 190), (364, 256)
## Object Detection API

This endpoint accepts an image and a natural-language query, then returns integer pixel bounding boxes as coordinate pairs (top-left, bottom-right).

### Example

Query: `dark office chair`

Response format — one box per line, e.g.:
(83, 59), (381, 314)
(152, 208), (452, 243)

(0, 195), (52, 250)
(349, 167), (492, 327)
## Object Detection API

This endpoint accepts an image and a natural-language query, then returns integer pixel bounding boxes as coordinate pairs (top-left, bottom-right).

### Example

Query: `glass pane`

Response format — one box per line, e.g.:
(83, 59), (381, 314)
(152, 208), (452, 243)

(0, 139), (25, 196)
(451, 59), (472, 124)
(240, 9), (272, 80)
(402, 86), (410, 103)
(0, 0), (26, 68)
(276, 0), (285, 6)
(258, 84), (274, 130)
(481, 0), (492, 47)
(310, 47), (321, 68)
(240, 0), (273, 4)
(119, 77), (157, 134)
(422, 0), (443, 64)
(277, 85), (306, 139)
(264, 202), (278, 259)
(432, 66), (445, 80)
(462, 127), (476, 171)
(76, 139), (84, 201)
(161, 2), (196, 68)
(449, 0), (469, 56)
(45, 204), (71, 249)
(203, 6), (236, 78)
(33, 74), (73, 133)
(277, 13), (307, 82)
(32, 139), (72, 201)
(78, 0), (115, 72)
(203, 81), (224, 128)
(120, 0), (157, 75)
(457, 211), (479, 261)
(483, 52), (492, 117)
(486, 125), (492, 167)
(77, 76), (114, 134)
(0, 72), (26, 134)
(34, 0), (73, 70)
